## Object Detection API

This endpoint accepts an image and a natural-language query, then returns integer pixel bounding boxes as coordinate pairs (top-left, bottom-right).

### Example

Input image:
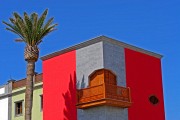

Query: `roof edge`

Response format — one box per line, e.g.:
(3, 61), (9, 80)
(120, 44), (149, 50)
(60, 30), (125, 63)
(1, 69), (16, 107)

(41, 35), (163, 61)
(41, 35), (104, 60)
(102, 36), (163, 58)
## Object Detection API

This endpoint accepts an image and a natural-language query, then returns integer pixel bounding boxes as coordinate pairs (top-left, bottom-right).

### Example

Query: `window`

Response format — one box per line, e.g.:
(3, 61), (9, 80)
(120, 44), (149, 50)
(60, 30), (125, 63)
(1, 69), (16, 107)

(149, 95), (159, 105)
(40, 95), (43, 111)
(15, 101), (23, 116)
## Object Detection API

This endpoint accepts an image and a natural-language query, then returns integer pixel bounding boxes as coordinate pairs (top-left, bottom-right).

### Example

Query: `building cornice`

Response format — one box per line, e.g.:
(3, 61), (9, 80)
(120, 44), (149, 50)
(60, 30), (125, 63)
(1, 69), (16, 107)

(41, 35), (163, 61)
(0, 82), (43, 99)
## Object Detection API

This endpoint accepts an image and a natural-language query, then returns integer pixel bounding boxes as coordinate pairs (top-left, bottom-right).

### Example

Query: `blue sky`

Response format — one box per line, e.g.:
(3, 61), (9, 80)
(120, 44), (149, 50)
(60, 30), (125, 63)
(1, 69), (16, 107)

(0, 0), (179, 119)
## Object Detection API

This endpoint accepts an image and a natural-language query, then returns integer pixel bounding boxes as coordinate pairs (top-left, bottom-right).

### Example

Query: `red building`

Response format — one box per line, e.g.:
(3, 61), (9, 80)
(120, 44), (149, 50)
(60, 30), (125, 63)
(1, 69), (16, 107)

(41, 36), (165, 120)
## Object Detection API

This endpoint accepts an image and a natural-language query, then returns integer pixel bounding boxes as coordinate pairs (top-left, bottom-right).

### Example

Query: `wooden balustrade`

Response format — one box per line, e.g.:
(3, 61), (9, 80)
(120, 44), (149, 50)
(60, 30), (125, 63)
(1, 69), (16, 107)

(76, 69), (132, 109)
(77, 84), (104, 104)
(76, 83), (131, 109)
(105, 84), (131, 102)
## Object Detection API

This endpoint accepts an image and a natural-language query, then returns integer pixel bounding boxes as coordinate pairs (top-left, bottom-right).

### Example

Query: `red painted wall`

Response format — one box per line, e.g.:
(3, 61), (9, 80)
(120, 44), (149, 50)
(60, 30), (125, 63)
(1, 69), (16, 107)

(125, 48), (165, 120)
(43, 51), (77, 120)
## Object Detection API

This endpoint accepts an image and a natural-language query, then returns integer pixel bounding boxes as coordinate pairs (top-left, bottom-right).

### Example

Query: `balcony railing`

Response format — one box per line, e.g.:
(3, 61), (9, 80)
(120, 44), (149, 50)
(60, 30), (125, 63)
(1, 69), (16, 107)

(76, 83), (131, 109)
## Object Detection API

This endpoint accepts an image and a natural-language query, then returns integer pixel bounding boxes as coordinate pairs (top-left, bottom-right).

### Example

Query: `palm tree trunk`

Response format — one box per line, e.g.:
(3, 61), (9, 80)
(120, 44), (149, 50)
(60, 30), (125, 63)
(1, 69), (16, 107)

(25, 61), (35, 120)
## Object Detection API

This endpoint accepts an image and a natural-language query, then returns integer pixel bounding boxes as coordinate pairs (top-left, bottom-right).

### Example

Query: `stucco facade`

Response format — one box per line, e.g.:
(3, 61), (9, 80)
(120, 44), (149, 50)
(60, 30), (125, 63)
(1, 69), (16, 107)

(0, 35), (165, 120)
(0, 85), (9, 120)
(0, 81), (13, 120)
(42, 36), (165, 120)
(11, 82), (42, 120)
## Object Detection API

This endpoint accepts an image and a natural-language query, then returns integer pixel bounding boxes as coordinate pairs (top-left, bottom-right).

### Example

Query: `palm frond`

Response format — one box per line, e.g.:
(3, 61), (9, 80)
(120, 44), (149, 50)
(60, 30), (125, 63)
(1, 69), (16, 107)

(37, 9), (48, 33)
(3, 21), (22, 36)
(13, 13), (28, 40)
(38, 24), (57, 41)
(24, 12), (33, 44)
(31, 13), (38, 44)
(43, 17), (54, 30)
(3, 21), (15, 30)
(15, 38), (25, 42)
(9, 18), (15, 24)
(24, 12), (32, 33)
(6, 28), (25, 40)
(13, 12), (23, 22)
(3, 9), (57, 46)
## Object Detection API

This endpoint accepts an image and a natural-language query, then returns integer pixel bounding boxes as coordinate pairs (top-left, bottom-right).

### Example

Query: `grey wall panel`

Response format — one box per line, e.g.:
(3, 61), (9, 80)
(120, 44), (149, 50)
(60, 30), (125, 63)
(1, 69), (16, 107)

(76, 41), (128, 120)
(78, 106), (106, 120)
(76, 42), (104, 89)
(105, 106), (128, 120)
(103, 41), (128, 120)
(78, 106), (128, 120)
(103, 41), (126, 86)
(76, 42), (104, 119)
(8, 81), (13, 120)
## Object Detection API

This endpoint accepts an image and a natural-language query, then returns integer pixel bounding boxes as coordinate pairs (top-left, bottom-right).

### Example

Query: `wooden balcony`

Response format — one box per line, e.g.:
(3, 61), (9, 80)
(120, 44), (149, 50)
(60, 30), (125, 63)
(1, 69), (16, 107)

(76, 69), (132, 109)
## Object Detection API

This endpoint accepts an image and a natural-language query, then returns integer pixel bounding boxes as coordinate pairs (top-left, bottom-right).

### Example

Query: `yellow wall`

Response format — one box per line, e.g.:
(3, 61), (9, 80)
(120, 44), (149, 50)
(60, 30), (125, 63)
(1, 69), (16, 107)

(11, 82), (43, 120)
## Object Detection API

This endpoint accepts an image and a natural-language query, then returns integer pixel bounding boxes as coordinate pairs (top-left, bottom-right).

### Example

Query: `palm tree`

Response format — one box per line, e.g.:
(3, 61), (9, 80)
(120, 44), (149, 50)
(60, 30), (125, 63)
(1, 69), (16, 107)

(3, 9), (57, 120)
